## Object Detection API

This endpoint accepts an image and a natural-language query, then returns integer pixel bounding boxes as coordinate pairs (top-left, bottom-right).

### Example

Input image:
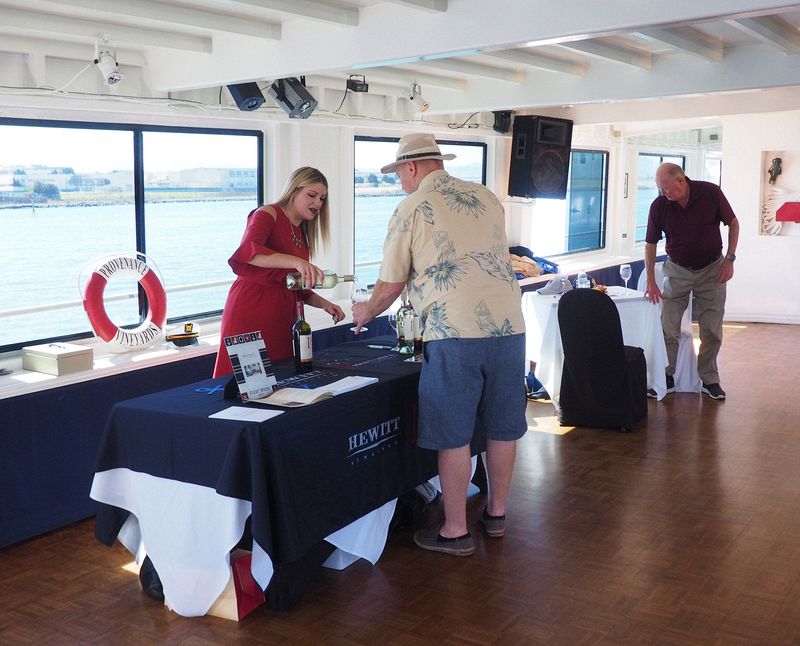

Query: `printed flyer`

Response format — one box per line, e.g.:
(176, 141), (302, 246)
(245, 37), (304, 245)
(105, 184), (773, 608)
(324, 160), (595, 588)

(223, 331), (277, 402)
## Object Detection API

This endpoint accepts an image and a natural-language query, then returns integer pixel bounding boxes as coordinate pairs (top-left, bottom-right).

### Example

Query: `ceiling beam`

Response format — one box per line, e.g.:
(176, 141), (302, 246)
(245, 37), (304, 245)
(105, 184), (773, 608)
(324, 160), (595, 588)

(361, 66), (467, 91)
(728, 15), (800, 55)
(416, 58), (524, 83)
(559, 39), (652, 69)
(38, 0), (281, 40)
(226, 0), (359, 26)
(637, 26), (723, 62)
(0, 7), (212, 53)
(384, 0), (447, 11)
(482, 49), (585, 76)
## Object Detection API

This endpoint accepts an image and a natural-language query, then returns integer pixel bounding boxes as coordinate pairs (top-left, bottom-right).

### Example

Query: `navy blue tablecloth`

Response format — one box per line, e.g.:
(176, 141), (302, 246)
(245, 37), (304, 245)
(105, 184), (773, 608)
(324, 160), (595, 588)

(93, 337), (439, 568)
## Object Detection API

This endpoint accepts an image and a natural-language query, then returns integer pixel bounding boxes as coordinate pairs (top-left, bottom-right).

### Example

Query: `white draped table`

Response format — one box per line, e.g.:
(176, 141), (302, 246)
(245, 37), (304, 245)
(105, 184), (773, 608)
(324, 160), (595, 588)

(522, 286), (669, 410)
(90, 469), (398, 617)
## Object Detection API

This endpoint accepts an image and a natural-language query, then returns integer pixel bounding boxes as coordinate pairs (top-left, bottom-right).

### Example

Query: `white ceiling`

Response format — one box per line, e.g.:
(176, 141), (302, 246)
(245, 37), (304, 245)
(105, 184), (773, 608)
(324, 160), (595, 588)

(2, 0), (800, 124)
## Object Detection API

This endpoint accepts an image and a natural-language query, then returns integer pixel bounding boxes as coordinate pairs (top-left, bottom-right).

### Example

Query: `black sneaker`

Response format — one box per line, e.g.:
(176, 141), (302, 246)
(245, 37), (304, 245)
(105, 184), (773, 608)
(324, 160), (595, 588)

(649, 374), (675, 398)
(701, 382), (726, 400)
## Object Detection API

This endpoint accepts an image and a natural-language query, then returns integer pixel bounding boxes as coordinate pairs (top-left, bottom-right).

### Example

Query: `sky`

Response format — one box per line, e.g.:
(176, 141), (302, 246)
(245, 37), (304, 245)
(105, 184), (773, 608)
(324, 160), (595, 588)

(0, 125), (257, 173)
(1, 124), (483, 177)
(354, 139), (485, 175)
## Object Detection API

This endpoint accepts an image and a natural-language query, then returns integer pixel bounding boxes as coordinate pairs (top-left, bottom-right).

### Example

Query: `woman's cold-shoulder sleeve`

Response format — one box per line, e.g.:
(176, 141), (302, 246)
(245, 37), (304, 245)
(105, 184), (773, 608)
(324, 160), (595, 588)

(228, 209), (277, 274)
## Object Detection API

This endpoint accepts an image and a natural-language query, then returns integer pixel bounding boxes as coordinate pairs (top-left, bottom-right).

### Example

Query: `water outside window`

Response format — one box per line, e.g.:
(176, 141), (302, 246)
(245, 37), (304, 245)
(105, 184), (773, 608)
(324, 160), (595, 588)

(0, 121), (260, 350)
(142, 131), (259, 320)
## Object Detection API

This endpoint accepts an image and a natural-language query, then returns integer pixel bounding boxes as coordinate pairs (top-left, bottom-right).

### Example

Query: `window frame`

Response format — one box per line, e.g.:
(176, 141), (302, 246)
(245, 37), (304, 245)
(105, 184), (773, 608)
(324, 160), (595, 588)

(0, 117), (264, 353)
(530, 148), (610, 259)
(564, 148), (610, 255)
(634, 152), (686, 243)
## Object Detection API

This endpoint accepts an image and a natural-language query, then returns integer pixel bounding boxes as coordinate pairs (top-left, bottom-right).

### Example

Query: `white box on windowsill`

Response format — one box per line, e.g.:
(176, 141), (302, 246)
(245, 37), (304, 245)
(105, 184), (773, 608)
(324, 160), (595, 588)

(21, 342), (94, 376)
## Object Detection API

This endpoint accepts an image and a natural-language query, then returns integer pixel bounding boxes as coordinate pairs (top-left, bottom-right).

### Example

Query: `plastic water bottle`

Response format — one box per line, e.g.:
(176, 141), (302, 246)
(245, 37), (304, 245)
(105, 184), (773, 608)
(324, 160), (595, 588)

(575, 272), (591, 289)
(560, 277), (570, 293)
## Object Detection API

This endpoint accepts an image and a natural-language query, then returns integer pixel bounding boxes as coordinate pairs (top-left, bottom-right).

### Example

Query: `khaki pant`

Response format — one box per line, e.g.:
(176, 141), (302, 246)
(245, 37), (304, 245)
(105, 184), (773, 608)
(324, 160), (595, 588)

(662, 257), (726, 385)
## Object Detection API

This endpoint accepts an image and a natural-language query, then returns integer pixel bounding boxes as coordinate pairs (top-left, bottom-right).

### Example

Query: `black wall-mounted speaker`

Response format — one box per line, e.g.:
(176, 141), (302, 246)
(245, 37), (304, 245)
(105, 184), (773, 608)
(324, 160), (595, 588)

(227, 83), (266, 111)
(267, 77), (318, 119)
(508, 115), (573, 199)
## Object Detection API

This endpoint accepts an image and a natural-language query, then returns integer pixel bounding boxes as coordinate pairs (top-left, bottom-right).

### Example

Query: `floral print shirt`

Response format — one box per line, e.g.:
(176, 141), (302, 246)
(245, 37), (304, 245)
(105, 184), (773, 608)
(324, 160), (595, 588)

(379, 169), (523, 341)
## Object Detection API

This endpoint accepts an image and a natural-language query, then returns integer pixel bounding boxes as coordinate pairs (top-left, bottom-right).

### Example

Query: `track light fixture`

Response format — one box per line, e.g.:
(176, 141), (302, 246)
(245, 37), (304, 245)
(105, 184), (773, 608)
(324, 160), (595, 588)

(346, 74), (369, 93)
(408, 82), (429, 113)
(94, 41), (123, 86)
(267, 77), (318, 119)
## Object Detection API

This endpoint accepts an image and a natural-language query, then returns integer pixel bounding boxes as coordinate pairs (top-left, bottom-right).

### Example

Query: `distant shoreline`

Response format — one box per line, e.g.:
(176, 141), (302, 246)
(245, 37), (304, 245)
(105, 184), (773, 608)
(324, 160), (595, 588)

(0, 192), (404, 209)
(0, 196), (257, 209)
(354, 188), (404, 198)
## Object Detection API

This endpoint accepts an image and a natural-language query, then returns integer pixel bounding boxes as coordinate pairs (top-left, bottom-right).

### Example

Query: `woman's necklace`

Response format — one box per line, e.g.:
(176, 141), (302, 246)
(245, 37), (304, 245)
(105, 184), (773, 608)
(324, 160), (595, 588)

(288, 220), (304, 248)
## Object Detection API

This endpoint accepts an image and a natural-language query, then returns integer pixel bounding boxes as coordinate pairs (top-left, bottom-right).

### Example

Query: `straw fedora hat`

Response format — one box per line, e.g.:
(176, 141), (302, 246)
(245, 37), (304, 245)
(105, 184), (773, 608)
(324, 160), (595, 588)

(380, 133), (456, 174)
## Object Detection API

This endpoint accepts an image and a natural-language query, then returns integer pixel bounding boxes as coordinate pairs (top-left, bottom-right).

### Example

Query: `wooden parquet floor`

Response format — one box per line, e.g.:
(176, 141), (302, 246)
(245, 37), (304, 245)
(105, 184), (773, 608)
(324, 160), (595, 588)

(2, 322), (800, 645)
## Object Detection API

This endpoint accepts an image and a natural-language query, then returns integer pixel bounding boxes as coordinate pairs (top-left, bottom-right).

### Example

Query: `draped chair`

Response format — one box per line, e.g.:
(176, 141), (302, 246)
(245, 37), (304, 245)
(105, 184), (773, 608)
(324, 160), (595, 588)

(557, 288), (648, 432)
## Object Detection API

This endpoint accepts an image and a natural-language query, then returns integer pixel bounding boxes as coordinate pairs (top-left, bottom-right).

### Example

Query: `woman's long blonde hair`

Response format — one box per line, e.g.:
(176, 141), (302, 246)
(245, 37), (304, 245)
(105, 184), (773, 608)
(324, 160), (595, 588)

(275, 166), (330, 258)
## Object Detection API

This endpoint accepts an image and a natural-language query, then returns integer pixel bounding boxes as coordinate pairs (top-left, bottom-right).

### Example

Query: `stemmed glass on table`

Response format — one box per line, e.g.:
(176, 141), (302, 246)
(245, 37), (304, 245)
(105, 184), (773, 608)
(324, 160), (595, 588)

(350, 278), (371, 333)
(619, 264), (632, 290)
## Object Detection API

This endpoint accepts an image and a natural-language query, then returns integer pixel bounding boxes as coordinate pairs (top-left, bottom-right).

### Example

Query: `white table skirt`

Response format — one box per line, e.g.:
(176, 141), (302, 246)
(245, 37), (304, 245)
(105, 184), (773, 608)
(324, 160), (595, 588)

(90, 468), (397, 617)
(523, 286), (669, 409)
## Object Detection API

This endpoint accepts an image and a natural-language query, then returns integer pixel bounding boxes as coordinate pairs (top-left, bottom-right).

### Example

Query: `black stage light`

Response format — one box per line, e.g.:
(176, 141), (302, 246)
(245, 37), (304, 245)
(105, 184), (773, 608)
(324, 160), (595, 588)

(227, 83), (266, 111)
(346, 74), (369, 93)
(493, 110), (512, 134)
(267, 77), (318, 119)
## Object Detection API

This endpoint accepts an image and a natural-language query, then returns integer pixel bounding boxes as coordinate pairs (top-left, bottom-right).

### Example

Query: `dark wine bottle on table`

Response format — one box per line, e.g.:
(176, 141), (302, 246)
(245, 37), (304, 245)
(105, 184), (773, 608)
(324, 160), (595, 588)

(292, 299), (313, 373)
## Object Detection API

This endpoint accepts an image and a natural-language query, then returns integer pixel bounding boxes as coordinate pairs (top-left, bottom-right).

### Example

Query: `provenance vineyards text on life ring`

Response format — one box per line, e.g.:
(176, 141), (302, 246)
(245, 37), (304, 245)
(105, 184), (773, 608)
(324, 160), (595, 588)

(83, 255), (167, 350)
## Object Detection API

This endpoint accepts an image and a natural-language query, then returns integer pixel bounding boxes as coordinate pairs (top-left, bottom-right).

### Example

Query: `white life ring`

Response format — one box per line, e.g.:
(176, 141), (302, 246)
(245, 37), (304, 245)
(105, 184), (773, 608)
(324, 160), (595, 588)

(82, 255), (167, 351)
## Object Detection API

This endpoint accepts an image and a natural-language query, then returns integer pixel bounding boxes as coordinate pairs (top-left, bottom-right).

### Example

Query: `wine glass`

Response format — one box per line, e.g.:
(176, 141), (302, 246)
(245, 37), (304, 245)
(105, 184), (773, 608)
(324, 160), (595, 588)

(619, 264), (632, 290)
(350, 279), (371, 333)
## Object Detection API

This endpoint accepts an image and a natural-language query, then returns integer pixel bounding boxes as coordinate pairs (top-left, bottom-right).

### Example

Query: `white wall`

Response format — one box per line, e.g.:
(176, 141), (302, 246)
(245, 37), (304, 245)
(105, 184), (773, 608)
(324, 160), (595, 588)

(720, 110), (800, 324)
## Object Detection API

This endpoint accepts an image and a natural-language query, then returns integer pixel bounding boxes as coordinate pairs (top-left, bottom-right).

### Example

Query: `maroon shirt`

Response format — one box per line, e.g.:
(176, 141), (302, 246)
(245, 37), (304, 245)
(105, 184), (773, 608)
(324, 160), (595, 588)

(645, 178), (736, 269)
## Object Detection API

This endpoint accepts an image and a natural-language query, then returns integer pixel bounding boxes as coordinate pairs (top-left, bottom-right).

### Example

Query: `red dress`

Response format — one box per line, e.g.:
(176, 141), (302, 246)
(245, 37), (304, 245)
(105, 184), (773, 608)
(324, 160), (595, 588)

(213, 205), (311, 377)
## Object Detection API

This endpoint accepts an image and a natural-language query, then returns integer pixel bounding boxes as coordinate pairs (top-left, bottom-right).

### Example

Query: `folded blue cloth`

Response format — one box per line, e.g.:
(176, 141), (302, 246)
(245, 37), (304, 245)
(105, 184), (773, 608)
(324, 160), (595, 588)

(526, 370), (544, 392)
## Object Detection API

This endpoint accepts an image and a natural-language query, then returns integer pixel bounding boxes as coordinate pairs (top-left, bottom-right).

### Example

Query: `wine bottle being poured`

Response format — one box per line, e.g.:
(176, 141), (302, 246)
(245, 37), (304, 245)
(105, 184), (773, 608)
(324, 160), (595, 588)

(286, 270), (356, 290)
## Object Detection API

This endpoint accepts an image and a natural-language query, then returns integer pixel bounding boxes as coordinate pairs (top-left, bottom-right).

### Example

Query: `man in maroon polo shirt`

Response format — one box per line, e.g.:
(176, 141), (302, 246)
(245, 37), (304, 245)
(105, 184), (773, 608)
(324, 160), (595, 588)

(643, 163), (740, 401)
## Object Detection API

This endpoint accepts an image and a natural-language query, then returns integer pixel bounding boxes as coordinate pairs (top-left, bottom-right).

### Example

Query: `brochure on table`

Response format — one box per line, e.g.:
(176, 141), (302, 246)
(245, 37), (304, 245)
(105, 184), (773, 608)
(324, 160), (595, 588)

(223, 331), (277, 402)
(251, 375), (380, 408)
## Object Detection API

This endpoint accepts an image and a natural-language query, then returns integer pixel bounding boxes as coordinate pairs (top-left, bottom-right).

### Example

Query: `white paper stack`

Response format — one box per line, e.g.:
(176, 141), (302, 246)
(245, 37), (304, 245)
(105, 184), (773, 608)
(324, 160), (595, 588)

(324, 376), (379, 396)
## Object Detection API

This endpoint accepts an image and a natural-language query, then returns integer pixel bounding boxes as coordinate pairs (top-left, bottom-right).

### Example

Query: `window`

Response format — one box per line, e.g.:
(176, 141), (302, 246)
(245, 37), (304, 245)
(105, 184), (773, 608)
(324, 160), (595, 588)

(704, 154), (722, 185)
(353, 136), (487, 286)
(0, 118), (262, 351)
(528, 150), (609, 257)
(635, 153), (685, 242)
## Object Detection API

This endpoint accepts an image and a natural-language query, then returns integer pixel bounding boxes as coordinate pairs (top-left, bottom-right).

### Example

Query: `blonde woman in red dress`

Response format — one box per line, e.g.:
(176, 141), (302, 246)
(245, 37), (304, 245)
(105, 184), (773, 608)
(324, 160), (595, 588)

(213, 167), (345, 377)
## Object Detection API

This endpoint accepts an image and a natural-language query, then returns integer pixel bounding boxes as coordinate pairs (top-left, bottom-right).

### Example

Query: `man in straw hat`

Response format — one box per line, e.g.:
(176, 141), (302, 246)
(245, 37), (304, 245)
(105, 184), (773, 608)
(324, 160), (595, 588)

(352, 133), (526, 556)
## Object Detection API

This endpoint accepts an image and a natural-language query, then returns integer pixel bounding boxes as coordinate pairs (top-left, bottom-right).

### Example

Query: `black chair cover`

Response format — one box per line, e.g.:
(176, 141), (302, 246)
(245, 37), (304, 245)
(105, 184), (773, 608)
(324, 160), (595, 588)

(557, 289), (648, 431)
